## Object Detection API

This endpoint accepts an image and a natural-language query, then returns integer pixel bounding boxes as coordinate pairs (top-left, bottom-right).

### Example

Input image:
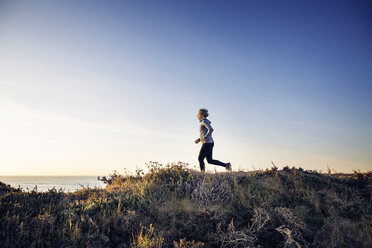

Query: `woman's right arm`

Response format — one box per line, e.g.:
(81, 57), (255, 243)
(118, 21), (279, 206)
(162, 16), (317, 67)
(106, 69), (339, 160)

(202, 121), (214, 138)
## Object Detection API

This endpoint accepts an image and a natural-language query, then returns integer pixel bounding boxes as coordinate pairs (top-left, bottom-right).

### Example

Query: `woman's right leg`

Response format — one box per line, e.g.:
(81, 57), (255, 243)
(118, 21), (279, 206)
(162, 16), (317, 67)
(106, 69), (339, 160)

(206, 143), (227, 167)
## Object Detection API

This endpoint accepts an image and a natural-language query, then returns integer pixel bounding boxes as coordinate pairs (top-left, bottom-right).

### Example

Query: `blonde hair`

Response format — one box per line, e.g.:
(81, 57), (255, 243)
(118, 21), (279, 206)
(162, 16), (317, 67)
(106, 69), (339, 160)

(199, 108), (209, 117)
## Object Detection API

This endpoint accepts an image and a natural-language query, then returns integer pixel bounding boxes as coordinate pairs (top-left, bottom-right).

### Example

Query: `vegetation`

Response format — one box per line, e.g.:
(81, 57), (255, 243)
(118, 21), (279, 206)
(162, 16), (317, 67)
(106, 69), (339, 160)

(0, 162), (371, 247)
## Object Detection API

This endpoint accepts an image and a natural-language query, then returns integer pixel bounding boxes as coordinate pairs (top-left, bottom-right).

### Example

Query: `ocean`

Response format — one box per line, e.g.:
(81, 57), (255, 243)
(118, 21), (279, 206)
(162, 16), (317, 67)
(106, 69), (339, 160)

(0, 176), (106, 193)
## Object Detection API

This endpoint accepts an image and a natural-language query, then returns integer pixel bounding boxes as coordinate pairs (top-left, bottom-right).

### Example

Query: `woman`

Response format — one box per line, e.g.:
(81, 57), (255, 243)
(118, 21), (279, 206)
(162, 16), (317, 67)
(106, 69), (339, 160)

(194, 108), (232, 172)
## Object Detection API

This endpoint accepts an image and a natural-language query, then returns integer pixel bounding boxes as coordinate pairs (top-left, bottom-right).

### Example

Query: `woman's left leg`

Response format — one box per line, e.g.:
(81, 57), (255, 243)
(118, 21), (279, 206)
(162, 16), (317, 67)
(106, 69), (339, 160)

(198, 143), (213, 172)
(206, 143), (227, 167)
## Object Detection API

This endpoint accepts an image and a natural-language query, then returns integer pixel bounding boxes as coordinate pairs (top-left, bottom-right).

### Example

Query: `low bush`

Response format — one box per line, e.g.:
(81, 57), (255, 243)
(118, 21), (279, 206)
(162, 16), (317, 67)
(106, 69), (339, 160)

(0, 162), (371, 247)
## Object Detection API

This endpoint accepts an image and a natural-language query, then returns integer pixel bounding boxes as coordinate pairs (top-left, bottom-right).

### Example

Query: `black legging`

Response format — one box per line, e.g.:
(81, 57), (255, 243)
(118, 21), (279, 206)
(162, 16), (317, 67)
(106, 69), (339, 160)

(198, 142), (227, 171)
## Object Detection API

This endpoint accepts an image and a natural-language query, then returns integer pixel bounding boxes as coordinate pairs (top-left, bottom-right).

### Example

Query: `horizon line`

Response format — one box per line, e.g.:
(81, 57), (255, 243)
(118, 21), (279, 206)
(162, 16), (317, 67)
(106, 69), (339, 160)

(0, 175), (103, 177)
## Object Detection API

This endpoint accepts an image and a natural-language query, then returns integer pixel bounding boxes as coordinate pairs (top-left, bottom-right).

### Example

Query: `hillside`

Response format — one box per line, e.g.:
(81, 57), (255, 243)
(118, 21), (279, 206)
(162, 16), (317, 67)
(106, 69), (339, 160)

(0, 162), (371, 248)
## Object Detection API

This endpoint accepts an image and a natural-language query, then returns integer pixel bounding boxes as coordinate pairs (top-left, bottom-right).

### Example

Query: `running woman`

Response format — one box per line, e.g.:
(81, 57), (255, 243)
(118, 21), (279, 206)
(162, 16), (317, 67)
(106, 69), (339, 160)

(194, 108), (232, 172)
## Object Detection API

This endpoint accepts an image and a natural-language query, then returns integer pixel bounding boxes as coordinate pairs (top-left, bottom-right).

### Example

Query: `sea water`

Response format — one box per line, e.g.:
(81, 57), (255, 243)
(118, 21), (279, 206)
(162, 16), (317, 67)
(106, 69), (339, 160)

(0, 176), (106, 192)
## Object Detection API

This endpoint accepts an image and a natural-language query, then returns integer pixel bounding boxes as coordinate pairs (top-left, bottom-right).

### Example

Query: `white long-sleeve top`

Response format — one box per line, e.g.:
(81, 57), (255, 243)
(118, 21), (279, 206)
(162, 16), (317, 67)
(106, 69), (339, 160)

(198, 118), (214, 144)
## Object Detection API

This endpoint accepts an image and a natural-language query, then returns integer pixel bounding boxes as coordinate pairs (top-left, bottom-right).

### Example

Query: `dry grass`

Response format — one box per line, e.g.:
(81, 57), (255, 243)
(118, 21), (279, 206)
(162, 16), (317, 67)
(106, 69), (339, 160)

(0, 162), (371, 247)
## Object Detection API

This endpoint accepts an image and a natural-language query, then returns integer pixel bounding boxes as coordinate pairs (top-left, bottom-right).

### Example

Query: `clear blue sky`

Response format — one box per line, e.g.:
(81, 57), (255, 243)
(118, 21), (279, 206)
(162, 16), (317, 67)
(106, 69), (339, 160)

(1, 0), (371, 175)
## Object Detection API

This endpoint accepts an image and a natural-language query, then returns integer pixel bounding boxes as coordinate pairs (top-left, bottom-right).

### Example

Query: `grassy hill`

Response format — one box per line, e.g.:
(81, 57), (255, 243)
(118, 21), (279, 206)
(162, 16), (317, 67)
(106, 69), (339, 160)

(0, 162), (371, 248)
